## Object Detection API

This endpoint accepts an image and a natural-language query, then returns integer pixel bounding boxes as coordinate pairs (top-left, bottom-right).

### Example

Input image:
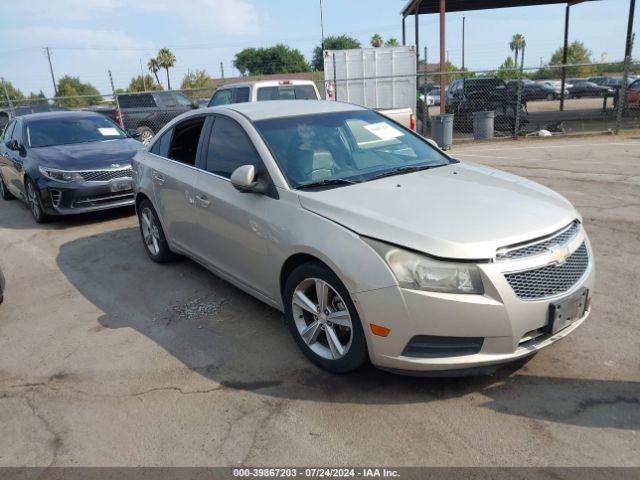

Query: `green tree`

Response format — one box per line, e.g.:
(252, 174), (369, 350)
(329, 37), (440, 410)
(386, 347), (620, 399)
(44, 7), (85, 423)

(370, 34), (383, 48)
(312, 34), (361, 71)
(549, 40), (594, 77)
(128, 74), (162, 92)
(0, 79), (24, 104)
(147, 58), (161, 86)
(496, 56), (520, 80)
(27, 91), (47, 105)
(384, 38), (400, 47)
(234, 44), (309, 76)
(55, 76), (101, 108)
(180, 69), (215, 90)
(509, 33), (526, 69)
(156, 48), (176, 90)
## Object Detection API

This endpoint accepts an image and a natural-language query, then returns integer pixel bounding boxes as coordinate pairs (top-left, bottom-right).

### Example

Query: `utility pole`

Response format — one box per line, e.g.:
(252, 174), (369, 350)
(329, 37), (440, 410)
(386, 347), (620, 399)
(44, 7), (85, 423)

(424, 46), (428, 68)
(44, 46), (58, 96)
(139, 58), (147, 91)
(320, 0), (325, 52)
(220, 62), (225, 79)
(109, 69), (123, 127)
(462, 16), (465, 70)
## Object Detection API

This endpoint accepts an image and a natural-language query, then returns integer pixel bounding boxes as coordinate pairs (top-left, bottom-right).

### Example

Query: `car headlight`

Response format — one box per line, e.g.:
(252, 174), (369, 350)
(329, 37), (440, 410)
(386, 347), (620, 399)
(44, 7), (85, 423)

(38, 166), (83, 183)
(364, 237), (484, 294)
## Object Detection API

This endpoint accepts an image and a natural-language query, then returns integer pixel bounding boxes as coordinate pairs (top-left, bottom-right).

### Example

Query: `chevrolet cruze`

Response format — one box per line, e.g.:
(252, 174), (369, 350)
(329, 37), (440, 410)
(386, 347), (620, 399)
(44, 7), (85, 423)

(132, 100), (594, 374)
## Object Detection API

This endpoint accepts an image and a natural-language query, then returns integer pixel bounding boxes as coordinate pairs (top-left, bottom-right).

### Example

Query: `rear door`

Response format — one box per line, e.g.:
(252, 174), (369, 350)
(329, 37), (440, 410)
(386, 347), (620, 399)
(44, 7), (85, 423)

(4, 119), (25, 196)
(191, 114), (276, 299)
(0, 120), (16, 189)
(149, 115), (207, 253)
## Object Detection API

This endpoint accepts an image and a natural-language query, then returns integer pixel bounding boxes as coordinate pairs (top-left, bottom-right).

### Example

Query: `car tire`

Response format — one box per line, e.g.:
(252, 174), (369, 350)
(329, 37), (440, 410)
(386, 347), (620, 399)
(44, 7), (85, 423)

(546, 93), (554, 101)
(137, 198), (175, 263)
(25, 178), (49, 224)
(137, 126), (155, 145)
(0, 174), (15, 200)
(283, 262), (368, 373)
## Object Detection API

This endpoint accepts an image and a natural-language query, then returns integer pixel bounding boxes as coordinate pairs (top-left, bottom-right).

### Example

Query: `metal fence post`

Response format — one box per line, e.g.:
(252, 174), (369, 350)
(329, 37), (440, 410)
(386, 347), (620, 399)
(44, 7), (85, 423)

(514, 46), (525, 138)
(1, 77), (15, 116)
(616, 53), (632, 134)
(332, 52), (338, 102)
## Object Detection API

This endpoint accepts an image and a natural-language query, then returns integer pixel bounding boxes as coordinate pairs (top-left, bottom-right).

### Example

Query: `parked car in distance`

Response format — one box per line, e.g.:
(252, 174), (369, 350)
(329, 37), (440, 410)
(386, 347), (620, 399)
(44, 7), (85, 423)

(626, 78), (640, 107)
(0, 104), (69, 131)
(507, 80), (559, 101)
(132, 100), (593, 375)
(208, 80), (321, 107)
(94, 91), (199, 144)
(446, 77), (523, 131)
(567, 80), (614, 98)
(421, 87), (441, 106)
(0, 111), (142, 223)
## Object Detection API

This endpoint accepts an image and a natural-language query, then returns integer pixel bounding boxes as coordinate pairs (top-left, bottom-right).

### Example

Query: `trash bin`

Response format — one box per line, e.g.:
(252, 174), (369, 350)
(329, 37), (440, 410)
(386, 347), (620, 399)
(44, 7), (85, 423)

(432, 114), (454, 149)
(472, 110), (495, 140)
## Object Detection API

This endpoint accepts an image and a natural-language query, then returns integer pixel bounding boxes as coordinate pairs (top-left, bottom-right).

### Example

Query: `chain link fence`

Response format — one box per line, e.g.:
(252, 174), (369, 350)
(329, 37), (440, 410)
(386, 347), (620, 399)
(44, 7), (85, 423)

(1, 60), (639, 145)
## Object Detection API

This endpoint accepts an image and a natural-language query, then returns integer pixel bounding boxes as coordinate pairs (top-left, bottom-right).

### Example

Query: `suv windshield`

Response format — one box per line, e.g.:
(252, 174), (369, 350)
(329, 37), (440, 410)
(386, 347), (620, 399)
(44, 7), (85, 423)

(255, 110), (451, 188)
(27, 115), (127, 148)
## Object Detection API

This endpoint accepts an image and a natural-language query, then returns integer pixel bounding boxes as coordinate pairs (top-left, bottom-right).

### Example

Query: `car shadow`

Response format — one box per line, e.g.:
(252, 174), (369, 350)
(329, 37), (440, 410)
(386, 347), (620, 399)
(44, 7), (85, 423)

(0, 199), (135, 230)
(55, 226), (639, 429)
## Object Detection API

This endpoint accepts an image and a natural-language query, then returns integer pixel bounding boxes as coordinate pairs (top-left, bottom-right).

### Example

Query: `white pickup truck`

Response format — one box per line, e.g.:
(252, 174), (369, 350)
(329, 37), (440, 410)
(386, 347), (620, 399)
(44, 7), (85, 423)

(207, 80), (321, 106)
(323, 46), (417, 131)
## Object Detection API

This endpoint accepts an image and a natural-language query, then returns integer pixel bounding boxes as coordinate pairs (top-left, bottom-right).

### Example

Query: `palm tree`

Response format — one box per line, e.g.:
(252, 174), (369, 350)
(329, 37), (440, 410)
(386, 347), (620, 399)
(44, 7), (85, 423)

(509, 34), (526, 69)
(156, 48), (176, 90)
(370, 34), (383, 48)
(147, 58), (161, 87)
(384, 38), (400, 47)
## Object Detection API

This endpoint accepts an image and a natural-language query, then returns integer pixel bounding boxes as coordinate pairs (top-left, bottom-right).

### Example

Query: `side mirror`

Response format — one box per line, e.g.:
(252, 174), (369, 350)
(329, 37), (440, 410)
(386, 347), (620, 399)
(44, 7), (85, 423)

(127, 129), (141, 139)
(230, 164), (270, 195)
(5, 139), (22, 152)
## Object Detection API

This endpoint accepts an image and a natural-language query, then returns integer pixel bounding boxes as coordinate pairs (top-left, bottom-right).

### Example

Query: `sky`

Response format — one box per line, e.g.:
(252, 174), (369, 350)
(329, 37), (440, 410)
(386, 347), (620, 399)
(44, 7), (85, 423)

(0, 0), (635, 97)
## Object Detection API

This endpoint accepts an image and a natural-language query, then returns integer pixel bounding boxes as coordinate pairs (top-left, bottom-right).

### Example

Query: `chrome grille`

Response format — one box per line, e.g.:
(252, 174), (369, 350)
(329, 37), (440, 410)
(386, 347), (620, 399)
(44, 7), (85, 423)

(504, 242), (589, 300)
(79, 168), (133, 182)
(497, 220), (580, 261)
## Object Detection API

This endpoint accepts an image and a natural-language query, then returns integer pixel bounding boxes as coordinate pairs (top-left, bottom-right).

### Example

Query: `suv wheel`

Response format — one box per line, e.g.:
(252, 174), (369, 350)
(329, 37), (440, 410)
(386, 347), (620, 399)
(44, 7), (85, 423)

(25, 178), (48, 223)
(284, 262), (368, 373)
(0, 175), (14, 200)
(137, 126), (155, 145)
(137, 199), (175, 262)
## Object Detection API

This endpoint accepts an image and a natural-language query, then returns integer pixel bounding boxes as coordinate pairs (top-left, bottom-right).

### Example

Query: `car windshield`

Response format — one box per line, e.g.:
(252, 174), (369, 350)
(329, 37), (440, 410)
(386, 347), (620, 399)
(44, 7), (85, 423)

(26, 116), (127, 148)
(255, 110), (452, 188)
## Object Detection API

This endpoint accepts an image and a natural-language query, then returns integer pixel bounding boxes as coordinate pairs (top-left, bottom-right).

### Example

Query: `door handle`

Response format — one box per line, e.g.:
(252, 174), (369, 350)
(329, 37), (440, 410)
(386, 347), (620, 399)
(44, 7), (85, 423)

(152, 172), (166, 185)
(195, 194), (210, 208)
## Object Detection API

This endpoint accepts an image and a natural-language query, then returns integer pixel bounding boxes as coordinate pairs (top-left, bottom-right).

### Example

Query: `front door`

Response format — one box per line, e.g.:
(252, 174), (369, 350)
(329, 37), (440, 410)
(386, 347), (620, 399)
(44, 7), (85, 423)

(192, 115), (277, 299)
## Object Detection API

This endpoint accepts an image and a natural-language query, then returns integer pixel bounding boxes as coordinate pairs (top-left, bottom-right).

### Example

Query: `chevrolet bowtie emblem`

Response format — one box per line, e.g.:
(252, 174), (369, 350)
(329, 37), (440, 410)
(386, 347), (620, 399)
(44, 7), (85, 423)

(549, 245), (570, 264)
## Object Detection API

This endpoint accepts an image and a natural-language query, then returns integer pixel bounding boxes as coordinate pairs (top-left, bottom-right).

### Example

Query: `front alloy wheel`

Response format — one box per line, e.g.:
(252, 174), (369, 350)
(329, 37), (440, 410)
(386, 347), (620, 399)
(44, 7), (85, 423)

(25, 179), (48, 223)
(284, 262), (368, 373)
(137, 199), (175, 262)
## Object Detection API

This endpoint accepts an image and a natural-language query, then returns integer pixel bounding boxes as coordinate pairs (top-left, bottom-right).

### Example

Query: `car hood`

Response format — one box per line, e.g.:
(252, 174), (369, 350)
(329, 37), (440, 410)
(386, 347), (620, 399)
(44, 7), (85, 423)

(297, 162), (578, 260)
(30, 139), (142, 170)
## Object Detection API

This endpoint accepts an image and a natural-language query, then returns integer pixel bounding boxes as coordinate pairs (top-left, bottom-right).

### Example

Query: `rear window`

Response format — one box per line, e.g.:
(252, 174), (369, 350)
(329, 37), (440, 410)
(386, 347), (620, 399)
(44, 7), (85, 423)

(118, 94), (156, 108)
(257, 85), (318, 101)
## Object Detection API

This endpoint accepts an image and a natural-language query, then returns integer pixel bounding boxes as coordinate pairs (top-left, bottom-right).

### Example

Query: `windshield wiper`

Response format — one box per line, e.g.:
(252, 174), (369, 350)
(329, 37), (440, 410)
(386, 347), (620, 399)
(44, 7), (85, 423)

(369, 164), (443, 181)
(296, 178), (360, 190)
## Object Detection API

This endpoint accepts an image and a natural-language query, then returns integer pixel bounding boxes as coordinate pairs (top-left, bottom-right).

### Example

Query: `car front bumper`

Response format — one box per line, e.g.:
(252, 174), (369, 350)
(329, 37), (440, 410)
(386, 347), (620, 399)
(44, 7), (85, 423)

(354, 234), (595, 374)
(37, 178), (135, 215)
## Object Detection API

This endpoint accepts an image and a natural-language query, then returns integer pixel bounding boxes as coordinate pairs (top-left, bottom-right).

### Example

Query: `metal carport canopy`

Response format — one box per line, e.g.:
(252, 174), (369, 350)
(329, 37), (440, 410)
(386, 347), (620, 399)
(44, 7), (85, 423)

(401, 0), (596, 15)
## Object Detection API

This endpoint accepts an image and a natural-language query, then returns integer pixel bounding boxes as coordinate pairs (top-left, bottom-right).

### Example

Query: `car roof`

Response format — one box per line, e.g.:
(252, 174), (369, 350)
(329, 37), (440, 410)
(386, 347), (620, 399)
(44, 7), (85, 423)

(205, 100), (366, 121)
(20, 110), (106, 124)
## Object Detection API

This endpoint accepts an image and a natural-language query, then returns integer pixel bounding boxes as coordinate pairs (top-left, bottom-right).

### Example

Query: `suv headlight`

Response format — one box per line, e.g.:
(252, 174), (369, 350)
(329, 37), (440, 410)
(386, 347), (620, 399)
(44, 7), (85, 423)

(39, 166), (83, 183)
(364, 237), (484, 294)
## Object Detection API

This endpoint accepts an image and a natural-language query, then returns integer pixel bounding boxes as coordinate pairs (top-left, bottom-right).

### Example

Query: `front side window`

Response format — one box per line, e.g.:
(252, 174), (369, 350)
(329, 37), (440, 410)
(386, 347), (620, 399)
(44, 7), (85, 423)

(205, 116), (262, 178)
(3, 120), (16, 141)
(209, 89), (232, 107)
(26, 115), (127, 148)
(234, 87), (250, 103)
(174, 93), (193, 107)
(255, 110), (451, 188)
(156, 92), (177, 107)
(167, 117), (205, 166)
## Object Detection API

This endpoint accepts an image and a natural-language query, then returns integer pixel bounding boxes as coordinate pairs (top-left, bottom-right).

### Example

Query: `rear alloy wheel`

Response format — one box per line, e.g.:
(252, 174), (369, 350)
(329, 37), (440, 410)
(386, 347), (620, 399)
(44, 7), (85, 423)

(25, 179), (48, 223)
(137, 199), (175, 262)
(284, 262), (368, 373)
(0, 175), (14, 200)
(137, 126), (155, 145)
